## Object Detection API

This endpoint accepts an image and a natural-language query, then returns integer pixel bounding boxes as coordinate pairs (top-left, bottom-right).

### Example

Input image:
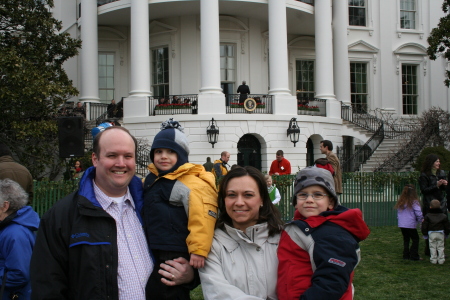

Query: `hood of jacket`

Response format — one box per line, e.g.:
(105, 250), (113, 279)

(295, 205), (370, 241)
(147, 162), (217, 191)
(0, 206), (40, 231)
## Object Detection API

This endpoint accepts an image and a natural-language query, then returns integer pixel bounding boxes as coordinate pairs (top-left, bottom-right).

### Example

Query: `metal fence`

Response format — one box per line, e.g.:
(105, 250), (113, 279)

(32, 172), (421, 225)
(149, 95), (198, 116)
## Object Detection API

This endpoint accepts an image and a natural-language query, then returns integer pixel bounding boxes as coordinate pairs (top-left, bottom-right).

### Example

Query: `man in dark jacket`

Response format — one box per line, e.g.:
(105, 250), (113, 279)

(237, 81), (250, 103)
(0, 143), (33, 202)
(30, 127), (194, 300)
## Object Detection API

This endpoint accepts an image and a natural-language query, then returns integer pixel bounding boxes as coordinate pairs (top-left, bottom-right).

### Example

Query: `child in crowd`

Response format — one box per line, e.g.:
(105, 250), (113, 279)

(394, 184), (424, 261)
(314, 157), (335, 176)
(265, 174), (281, 205)
(142, 119), (218, 299)
(421, 199), (450, 264)
(277, 167), (370, 300)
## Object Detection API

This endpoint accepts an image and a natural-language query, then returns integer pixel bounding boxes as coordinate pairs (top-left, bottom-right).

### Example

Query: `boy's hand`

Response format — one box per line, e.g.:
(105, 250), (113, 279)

(189, 254), (205, 269)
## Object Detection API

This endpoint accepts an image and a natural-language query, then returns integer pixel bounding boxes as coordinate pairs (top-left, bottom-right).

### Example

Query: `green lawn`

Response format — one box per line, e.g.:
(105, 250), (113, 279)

(191, 226), (449, 299)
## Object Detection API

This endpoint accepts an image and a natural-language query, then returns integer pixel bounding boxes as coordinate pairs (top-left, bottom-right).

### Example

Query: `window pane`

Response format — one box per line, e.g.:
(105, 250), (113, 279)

(400, 0), (416, 29)
(349, 0), (366, 26)
(220, 43), (236, 83)
(296, 60), (315, 99)
(402, 64), (418, 115)
(151, 47), (169, 96)
(350, 62), (368, 112)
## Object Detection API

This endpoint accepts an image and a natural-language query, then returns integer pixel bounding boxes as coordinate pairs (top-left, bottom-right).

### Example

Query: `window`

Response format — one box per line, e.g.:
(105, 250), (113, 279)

(296, 60), (315, 100)
(402, 64), (418, 115)
(350, 62), (368, 113)
(349, 0), (366, 26)
(98, 53), (115, 103)
(152, 47), (169, 98)
(400, 0), (416, 29)
(220, 44), (235, 82)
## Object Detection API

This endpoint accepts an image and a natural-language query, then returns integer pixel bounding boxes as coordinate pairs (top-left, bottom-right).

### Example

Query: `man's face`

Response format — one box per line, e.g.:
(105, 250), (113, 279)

(222, 153), (230, 163)
(276, 154), (283, 162)
(77, 102), (82, 108)
(92, 129), (136, 197)
(319, 143), (327, 154)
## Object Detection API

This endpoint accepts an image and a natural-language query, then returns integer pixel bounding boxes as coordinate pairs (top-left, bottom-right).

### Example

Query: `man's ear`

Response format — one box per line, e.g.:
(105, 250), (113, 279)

(92, 152), (98, 167)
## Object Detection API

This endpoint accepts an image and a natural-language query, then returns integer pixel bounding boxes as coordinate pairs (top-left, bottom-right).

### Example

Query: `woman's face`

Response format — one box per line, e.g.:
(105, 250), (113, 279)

(433, 159), (440, 170)
(224, 175), (262, 231)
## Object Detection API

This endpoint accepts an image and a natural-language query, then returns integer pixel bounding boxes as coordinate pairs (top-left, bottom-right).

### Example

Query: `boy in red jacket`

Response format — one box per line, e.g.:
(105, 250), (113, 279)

(277, 167), (370, 300)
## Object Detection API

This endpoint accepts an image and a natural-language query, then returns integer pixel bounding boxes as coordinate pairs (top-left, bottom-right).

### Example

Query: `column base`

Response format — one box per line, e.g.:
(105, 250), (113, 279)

(123, 96), (150, 119)
(272, 95), (297, 115)
(197, 93), (226, 115)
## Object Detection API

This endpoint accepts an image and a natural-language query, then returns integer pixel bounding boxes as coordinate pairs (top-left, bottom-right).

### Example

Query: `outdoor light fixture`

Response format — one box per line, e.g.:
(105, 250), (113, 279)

(207, 118), (219, 148)
(287, 117), (300, 147)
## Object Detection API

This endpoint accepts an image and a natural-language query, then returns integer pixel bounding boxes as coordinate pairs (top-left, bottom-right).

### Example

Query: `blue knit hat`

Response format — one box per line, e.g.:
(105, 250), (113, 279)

(150, 119), (189, 172)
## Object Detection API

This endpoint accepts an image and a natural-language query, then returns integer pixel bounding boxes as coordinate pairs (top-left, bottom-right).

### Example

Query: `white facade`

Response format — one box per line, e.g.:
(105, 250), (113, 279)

(53, 0), (449, 172)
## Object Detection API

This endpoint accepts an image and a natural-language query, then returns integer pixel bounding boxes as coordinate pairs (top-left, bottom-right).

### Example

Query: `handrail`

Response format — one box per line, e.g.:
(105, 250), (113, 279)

(340, 122), (385, 172)
(341, 103), (383, 133)
(374, 120), (438, 172)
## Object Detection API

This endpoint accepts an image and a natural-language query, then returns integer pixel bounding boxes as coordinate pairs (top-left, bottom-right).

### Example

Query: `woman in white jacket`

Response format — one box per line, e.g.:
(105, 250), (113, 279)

(199, 166), (284, 300)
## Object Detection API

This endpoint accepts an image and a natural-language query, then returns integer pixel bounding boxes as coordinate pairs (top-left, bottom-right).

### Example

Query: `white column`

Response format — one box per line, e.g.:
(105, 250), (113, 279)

(79, 0), (99, 102)
(129, 0), (151, 97)
(333, 0), (351, 105)
(268, 0), (290, 95)
(199, 0), (222, 94)
(315, 0), (335, 100)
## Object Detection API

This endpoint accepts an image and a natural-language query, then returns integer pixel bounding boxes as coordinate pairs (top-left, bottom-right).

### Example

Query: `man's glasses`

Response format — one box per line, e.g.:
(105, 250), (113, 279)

(296, 192), (329, 201)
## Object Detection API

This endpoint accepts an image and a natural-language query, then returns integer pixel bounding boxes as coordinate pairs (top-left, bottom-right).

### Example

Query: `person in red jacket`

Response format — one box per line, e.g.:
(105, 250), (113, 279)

(269, 150), (291, 175)
(277, 167), (370, 300)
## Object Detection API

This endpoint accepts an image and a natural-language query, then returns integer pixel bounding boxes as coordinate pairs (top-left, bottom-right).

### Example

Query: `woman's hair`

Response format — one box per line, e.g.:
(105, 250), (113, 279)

(0, 178), (28, 212)
(217, 166), (284, 236)
(421, 154), (440, 175)
(394, 184), (419, 210)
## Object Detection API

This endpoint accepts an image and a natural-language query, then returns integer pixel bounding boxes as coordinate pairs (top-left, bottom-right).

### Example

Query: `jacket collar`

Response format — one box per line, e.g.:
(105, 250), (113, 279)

(217, 223), (278, 252)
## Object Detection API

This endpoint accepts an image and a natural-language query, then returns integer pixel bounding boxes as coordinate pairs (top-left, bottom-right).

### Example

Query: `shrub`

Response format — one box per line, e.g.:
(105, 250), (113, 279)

(412, 146), (450, 172)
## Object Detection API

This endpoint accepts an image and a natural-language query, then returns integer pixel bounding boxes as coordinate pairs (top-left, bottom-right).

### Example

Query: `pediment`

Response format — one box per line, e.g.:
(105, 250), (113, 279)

(98, 26), (127, 41)
(219, 16), (248, 32)
(288, 36), (315, 49)
(149, 21), (177, 36)
(348, 40), (379, 53)
(394, 43), (427, 55)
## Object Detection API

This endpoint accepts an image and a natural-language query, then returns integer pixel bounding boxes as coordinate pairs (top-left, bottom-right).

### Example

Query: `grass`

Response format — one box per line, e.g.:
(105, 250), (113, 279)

(190, 226), (449, 300)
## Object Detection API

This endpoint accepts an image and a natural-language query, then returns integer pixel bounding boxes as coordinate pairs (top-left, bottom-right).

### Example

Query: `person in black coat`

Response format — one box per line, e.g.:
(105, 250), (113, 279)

(237, 81), (250, 104)
(418, 153), (447, 256)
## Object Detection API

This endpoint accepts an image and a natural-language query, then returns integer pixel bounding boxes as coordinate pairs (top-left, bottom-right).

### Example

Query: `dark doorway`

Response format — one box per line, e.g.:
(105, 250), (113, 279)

(306, 138), (314, 166)
(221, 83), (234, 106)
(237, 134), (261, 170)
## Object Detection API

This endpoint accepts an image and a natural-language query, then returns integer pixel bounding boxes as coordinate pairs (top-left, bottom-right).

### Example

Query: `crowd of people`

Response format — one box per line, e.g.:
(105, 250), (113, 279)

(3, 123), (450, 299)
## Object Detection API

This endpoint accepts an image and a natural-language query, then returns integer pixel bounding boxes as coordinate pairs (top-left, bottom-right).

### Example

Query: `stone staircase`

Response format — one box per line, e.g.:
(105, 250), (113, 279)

(359, 138), (414, 172)
(342, 120), (416, 172)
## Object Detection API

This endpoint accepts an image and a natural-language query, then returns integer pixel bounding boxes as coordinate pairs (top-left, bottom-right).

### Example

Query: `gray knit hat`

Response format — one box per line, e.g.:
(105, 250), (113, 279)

(292, 166), (338, 207)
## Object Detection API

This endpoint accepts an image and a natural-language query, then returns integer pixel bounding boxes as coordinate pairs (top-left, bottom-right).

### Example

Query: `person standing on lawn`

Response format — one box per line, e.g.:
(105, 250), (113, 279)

(394, 184), (424, 261)
(421, 199), (450, 265)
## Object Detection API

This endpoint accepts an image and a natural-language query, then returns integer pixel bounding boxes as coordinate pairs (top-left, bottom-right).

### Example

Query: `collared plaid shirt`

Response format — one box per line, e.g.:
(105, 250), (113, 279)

(94, 181), (153, 300)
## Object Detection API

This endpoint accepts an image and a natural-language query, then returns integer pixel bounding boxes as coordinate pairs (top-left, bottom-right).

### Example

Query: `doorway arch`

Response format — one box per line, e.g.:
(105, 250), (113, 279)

(237, 134), (261, 170)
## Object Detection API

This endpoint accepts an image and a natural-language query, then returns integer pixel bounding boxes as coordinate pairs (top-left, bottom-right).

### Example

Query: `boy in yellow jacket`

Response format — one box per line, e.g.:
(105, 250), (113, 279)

(142, 119), (218, 299)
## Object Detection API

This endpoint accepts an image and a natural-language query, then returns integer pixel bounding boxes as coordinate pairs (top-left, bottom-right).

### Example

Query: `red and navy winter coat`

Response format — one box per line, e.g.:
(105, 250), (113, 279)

(277, 206), (370, 300)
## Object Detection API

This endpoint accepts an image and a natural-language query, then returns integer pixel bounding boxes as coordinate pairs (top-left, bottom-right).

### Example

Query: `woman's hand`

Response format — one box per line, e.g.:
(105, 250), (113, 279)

(159, 257), (194, 286)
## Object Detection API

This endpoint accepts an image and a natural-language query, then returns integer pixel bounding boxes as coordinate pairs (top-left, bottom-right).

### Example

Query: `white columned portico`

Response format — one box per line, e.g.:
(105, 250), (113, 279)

(79, 0), (99, 102)
(268, 0), (290, 95)
(124, 0), (151, 119)
(315, 0), (340, 118)
(333, 0), (351, 105)
(198, 0), (225, 115)
(268, 0), (296, 114)
(129, 0), (151, 97)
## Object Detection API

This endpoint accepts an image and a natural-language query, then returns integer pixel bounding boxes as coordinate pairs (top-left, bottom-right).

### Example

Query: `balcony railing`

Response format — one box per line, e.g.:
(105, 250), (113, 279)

(149, 95), (198, 116)
(225, 94), (273, 114)
(297, 98), (326, 117)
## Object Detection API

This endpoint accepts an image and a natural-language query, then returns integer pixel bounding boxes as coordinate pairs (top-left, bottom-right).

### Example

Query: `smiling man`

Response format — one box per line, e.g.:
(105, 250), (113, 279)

(30, 127), (153, 299)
